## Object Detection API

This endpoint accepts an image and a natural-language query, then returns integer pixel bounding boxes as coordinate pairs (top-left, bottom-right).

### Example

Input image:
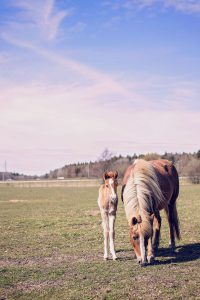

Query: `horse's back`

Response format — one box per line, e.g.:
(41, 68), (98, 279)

(151, 159), (179, 202)
(122, 159), (179, 207)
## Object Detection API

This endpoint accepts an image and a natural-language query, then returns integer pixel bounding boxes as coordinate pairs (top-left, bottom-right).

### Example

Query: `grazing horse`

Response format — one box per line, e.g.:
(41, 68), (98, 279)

(122, 159), (180, 266)
(98, 171), (118, 260)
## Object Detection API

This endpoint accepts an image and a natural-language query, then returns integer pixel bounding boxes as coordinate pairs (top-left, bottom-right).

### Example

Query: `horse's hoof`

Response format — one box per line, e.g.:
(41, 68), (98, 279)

(138, 259), (147, 267)
(140, 261), (147, 267)
(147, 256), (155, 264)
(104, 256), (108, 261)
(113, 256), (117, 261)
(170, 248), (175, 256)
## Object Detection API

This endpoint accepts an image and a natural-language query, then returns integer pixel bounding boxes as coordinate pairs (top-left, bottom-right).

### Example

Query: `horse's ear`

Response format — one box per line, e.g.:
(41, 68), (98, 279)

(114, 171), (118, 179)
(103, 172), (109, 180)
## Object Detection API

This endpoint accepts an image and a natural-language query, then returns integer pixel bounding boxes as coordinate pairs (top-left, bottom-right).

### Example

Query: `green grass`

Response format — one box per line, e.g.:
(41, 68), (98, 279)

(0, 185), (200, 300)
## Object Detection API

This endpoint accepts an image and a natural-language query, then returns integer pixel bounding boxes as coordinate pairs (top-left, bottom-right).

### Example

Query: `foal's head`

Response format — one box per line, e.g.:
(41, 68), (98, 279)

(103, 171), (118, 201)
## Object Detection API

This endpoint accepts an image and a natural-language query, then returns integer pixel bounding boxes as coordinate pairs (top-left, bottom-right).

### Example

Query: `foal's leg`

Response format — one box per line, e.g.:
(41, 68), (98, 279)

(101, 211), (109, 260)
(109, 214), (117, 260)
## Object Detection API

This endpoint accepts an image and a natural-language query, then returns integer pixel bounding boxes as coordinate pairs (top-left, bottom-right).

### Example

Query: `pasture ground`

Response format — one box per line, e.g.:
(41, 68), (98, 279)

(0, 185), (200, 300)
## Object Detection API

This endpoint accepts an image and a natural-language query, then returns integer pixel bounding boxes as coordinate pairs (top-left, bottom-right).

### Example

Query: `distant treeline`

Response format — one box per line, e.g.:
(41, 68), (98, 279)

(1, 150), (200, 183)
(44, 149), (200, 183)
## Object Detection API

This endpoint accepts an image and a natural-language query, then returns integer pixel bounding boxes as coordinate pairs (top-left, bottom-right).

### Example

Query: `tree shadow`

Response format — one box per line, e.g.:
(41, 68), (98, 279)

(155, 243), (200, 265)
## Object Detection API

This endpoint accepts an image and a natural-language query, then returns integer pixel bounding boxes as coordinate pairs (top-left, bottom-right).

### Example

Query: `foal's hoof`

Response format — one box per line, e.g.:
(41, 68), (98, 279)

(104, 256), (108, 261)
(113, 256), (117, 261)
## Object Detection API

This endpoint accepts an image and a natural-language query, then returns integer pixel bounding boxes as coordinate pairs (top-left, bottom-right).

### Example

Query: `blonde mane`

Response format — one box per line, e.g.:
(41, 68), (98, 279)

(123, 159), (165, 237)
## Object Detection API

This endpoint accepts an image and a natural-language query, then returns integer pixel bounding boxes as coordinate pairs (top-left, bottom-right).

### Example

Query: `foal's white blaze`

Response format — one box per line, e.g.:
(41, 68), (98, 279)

(109, 178), (117, 199)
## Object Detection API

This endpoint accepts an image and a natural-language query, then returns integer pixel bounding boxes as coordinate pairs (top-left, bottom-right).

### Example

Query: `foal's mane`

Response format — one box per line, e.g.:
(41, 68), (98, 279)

(124, 159), (165, 237)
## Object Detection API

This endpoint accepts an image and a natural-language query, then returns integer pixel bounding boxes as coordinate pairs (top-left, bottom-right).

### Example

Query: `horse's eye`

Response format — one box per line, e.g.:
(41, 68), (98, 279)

(133, 236), (138, 241)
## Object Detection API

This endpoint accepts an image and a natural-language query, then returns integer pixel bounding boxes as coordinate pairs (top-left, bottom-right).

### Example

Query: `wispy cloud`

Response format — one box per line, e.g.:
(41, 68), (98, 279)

(1, 32), (136, 100)
(165, 0), (200, 14)
(3, 0), (70, 40)
(103, 0), (200, 14)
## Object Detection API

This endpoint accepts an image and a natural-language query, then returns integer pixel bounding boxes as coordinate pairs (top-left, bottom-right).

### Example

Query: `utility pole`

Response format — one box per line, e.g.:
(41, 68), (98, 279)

(87, 162), (89, 178)
(5, 161), (7, 180)
(2, 162), (4, 181)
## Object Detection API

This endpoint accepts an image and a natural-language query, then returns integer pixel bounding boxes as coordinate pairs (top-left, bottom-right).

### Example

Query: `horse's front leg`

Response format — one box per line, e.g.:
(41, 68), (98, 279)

(147, 237), (154, 264)
(139, 235), (148, 266)
(152, 211), (162, 256)
(109, 214), (117, 260)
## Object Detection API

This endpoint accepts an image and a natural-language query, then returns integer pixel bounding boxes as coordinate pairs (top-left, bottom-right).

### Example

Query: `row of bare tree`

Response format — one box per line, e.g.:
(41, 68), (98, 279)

(44, 149), (200, 183)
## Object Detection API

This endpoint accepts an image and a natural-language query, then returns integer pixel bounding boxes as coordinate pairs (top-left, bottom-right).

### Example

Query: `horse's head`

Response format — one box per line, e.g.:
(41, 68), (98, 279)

(130, 214), (154, 265)
(103, 171), (118, 201)
(130, 215), (143, 263)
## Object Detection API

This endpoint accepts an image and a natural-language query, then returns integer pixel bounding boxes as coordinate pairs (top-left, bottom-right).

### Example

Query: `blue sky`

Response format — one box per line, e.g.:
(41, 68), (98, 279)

(0, 0), (200, 175)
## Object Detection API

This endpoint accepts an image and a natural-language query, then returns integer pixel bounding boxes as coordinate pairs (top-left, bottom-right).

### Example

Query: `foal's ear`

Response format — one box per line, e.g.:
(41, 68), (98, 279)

(114, 171), (118, 179)
(103, 172), (109, 180)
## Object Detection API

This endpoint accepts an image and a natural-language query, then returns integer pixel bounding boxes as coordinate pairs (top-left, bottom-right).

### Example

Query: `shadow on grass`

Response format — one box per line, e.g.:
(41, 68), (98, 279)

(155, 243), (200, 265)
(116, 249), (136, 261)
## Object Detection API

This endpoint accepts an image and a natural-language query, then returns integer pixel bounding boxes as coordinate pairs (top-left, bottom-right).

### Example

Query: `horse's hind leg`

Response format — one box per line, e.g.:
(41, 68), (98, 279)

(109, 214), (117, 260)
(168, 204), (176, 253)
(152, 211), (162, 256)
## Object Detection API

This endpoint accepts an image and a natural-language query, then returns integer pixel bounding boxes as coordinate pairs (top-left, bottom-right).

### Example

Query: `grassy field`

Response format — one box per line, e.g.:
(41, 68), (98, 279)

(0, 185), (200, 300)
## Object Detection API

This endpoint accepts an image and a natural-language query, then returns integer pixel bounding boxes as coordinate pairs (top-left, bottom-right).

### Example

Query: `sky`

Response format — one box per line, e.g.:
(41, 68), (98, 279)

(0, 0), (200, 175)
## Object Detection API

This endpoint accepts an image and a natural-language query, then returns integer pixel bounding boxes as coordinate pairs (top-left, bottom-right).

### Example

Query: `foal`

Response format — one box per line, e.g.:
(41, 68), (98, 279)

(98, 171), (118, 260)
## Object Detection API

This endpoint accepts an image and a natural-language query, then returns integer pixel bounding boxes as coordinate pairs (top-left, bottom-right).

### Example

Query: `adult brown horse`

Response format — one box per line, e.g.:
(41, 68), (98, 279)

(122, 159), (180, 266)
